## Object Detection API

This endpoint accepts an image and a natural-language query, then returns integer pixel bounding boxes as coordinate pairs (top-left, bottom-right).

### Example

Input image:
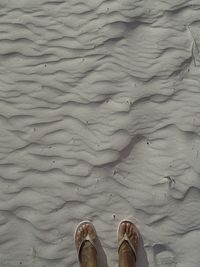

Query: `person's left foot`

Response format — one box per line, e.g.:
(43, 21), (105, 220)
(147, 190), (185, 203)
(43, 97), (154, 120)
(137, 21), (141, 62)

(75, 222), (97, 267)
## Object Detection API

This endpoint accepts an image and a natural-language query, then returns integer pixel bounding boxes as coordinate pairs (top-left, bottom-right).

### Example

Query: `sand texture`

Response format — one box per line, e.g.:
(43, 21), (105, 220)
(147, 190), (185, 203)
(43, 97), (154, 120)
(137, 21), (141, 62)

(0, 1), (200, 266)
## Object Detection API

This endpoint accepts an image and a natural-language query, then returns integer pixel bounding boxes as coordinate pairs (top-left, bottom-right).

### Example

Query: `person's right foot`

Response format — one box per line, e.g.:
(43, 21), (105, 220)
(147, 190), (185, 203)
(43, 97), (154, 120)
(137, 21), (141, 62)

(75, 222), (97, 267)
(118, 221), (139, 265)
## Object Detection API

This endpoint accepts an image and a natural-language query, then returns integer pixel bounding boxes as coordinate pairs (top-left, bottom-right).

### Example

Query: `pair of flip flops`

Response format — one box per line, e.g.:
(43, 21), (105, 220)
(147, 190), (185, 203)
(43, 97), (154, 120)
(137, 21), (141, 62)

(74, 220), (139, 262)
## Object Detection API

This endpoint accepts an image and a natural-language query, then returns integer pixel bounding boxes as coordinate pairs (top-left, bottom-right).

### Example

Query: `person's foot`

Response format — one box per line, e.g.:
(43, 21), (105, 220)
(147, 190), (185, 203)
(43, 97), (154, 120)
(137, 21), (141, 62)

(118, 221), (139, 265)
(75, 222), (97, 267)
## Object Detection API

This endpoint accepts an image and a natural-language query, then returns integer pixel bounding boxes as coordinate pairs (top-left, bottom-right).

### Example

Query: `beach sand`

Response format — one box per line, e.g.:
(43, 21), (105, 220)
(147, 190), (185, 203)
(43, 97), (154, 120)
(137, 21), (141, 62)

(0, 1), (200, 266)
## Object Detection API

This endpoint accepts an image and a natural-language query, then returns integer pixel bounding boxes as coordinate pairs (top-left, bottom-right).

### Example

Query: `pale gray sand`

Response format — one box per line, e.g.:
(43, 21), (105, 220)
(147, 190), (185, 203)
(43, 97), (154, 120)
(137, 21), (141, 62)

(0, 1), (200, 266)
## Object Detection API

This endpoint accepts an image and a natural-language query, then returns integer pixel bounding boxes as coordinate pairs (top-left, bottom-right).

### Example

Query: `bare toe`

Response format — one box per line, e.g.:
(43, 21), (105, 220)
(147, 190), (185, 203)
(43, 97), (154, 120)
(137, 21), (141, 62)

(127, 222), (131, 235)
(87, 223), (96, 240)
(76, 230), (81, 244)
(118, 222), (126, 241)
(82, 224), (87, 238)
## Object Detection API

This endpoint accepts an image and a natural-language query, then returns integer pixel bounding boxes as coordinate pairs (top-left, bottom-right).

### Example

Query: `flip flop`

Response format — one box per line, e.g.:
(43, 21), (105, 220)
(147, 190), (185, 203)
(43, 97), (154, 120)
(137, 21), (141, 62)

(74, 220), (97, 262)
(117, 219), (139, 260)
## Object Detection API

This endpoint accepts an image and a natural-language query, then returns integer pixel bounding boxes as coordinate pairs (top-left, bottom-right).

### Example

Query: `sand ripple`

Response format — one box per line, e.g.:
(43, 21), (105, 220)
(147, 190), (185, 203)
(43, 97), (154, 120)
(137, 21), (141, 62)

(0, 1), (200, 266)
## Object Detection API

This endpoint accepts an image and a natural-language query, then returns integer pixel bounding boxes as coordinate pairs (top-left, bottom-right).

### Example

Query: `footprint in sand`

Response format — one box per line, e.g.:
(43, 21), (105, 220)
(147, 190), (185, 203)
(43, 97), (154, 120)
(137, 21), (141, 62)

(155, 250), (176, 267)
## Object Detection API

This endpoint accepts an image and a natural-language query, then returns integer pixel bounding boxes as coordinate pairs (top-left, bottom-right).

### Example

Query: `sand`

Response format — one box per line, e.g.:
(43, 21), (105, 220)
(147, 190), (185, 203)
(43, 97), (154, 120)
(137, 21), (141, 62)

(0, 1), (200, 266)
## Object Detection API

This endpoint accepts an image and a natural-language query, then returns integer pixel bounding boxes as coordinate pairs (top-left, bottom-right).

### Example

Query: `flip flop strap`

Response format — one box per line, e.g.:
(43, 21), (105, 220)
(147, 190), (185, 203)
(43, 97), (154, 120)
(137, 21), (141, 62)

(118, 233), (137, 260)
(78, 234), (96, 261)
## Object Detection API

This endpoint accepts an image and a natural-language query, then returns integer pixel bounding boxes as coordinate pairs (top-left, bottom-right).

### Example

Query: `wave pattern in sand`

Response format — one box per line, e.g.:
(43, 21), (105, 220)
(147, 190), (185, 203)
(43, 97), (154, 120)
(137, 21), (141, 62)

(0, 1), (200, 266)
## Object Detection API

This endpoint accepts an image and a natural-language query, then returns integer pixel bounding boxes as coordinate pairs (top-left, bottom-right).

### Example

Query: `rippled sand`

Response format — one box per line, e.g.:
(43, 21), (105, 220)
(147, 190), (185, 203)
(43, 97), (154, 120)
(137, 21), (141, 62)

(0, 1), (200, 266)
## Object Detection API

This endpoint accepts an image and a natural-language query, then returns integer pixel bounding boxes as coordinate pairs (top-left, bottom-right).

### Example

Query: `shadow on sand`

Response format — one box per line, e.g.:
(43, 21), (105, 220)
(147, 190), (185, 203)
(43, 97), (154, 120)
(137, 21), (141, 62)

(137, 234), (149, 267)
(95, 235), (109, 267)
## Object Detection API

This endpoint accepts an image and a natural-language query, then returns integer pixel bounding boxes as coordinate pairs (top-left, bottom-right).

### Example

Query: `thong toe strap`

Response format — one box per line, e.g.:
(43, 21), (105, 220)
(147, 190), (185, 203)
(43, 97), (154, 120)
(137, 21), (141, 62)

(118, 233), (137, 260)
